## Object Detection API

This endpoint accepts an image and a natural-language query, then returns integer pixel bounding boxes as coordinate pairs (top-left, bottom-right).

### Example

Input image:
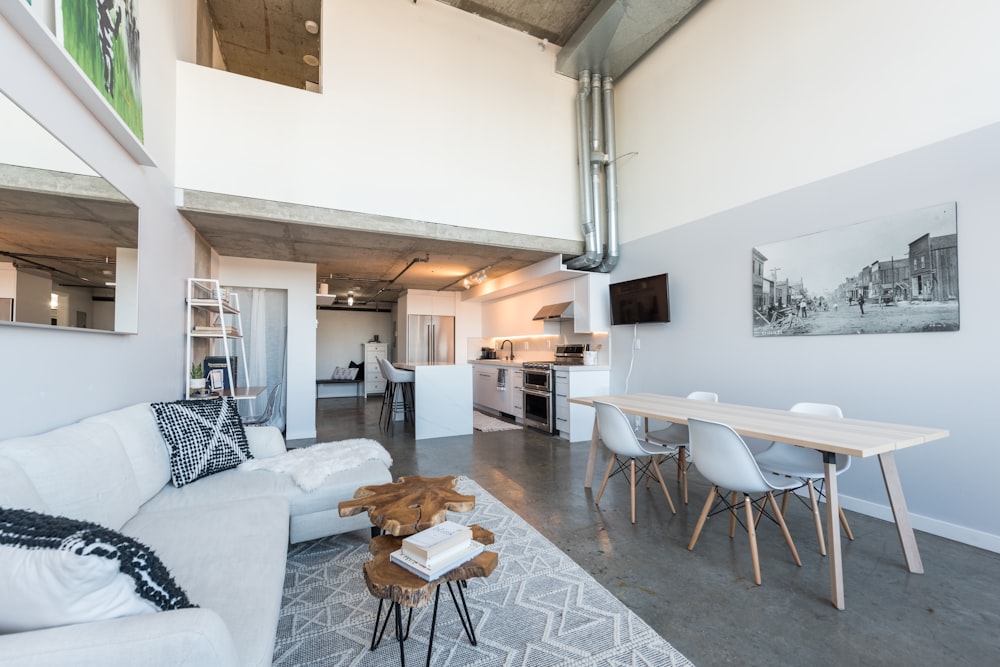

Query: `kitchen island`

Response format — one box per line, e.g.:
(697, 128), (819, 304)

(395, 362), (473, 440)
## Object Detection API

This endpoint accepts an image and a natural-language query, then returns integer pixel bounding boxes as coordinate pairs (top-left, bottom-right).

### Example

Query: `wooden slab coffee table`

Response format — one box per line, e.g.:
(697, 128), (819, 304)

(342, 477), (496, 666)
(338, 474), (475, 536)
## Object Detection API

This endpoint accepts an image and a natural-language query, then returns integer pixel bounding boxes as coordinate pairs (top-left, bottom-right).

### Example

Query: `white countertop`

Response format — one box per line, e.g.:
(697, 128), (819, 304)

(395, 362), (461, 369)
(471, 359), (522, 368)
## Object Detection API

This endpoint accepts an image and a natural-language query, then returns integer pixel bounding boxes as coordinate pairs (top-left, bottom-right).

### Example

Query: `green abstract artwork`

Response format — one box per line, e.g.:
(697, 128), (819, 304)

(56, 0), (143, 141)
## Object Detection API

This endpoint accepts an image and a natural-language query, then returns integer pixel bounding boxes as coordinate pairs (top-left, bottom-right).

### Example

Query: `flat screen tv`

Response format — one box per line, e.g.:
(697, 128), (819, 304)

(609, 273), (670, 325)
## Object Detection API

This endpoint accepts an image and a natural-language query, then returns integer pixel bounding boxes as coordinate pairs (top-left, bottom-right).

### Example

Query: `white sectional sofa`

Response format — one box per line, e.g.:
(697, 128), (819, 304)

(0, 401), (392, 666)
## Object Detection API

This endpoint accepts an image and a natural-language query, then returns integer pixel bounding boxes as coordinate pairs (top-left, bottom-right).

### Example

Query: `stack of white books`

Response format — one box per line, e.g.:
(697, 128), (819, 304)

(390, 520), (484, 581)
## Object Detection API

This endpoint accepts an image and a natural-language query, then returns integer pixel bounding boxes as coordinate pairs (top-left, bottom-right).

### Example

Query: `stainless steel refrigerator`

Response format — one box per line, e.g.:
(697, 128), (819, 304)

(407, 315), (455, 364)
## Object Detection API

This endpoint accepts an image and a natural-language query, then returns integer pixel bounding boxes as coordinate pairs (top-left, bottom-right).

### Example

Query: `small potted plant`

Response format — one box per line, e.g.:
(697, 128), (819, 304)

(189, 362), (206, 393)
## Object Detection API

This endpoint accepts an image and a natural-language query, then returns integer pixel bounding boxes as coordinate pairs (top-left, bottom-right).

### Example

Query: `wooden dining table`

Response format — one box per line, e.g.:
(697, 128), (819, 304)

(570, 393), (950, 609)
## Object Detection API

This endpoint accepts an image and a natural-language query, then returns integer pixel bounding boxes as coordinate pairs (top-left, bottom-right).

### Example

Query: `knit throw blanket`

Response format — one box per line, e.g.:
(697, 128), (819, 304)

(239, 438), (393, 491)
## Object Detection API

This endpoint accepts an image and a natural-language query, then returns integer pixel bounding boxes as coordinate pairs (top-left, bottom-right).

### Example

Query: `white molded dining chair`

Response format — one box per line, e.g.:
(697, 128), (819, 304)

(686, 417), (803, 586)
(644, 391), (718, 503)
(754, 402), (854, 555)
(593, 400), (677, 524)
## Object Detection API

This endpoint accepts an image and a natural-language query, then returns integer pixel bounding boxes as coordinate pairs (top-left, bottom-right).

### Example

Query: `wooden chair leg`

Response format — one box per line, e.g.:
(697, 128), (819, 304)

(807, 480), (827, 556)
(650, 455), (677, 514)
(688, 485), (717, 551)
(644, 454), (663, 489)
(595, 455), (617, 505)
(767, 492), (802, 566)
(780, 490), (790, 515)
(839, 506), (855, 541)
(629, 458), (637, 524)
(744, 494), (762, 585)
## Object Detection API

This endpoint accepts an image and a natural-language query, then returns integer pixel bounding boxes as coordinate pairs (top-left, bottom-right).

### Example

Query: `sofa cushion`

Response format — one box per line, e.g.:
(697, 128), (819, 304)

(0, 422), (140, 530)
(245, 425), (287, 459)
(0, 455), (48, 513)
(150, 398), (253, 488)
(0, 508), (195, 634)
(137, 459), (392, 543)
(122, 496), (289, 667)
(83, 403), (172, 504)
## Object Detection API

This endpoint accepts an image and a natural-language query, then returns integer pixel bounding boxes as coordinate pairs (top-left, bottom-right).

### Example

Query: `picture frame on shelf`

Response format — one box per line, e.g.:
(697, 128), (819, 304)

(208, 369), (225, 392)
(203, 356), (238, 390)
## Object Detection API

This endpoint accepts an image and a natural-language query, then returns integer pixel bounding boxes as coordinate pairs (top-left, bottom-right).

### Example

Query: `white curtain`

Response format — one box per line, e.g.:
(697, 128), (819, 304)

(231, 286), (287, 431)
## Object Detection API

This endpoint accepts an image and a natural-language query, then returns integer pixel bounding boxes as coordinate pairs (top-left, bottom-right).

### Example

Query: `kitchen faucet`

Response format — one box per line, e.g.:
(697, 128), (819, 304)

(500, 339), (514, 361)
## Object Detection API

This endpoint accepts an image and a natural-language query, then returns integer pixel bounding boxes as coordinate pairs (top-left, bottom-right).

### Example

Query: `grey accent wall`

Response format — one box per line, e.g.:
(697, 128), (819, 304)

(610, 121), (1000, 551)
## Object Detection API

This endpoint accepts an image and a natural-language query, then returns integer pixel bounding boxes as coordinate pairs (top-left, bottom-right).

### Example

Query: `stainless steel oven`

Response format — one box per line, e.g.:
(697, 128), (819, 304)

(522, 367), (552, 392)
(522, 361), (554, 433)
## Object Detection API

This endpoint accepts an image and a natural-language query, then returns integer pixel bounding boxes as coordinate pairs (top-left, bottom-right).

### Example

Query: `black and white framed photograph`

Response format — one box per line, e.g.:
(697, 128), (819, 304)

(752, 202), (959, 337)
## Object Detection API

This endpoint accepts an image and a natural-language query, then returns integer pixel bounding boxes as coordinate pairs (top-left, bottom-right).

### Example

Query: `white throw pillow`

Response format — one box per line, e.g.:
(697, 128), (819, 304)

(331, 367), (359, 381)
(0, 508), (195, 634)
(0, 544), (157, 632)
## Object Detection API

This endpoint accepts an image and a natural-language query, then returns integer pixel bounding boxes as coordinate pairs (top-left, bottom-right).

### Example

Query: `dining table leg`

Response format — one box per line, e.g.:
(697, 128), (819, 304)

(823, 452), (845, 610)
(584, 416), (600, 488)
(878, 451), (924, 574)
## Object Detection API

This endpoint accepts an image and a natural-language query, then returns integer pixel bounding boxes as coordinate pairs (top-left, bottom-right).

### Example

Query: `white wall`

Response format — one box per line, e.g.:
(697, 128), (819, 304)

(612, 0), (1000, 550)
(173, 0), (580, 239)
(615, 0), (1000, 241)
(0, 4), (195, 439)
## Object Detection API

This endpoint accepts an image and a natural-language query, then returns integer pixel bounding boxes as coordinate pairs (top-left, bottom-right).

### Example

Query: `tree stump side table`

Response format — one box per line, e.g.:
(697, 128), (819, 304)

(363, 525), (497, 667)
(338, 475), (475, 536)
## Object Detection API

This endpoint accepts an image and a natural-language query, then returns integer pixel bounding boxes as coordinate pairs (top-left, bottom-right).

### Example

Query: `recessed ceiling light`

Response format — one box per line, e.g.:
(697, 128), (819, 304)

(304, 19), (319, 34)
(303, 54), (319, 67)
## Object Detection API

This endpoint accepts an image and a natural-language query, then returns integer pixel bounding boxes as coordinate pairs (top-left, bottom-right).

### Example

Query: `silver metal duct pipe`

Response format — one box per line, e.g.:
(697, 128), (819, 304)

(565, 72), (602, 270)
(589, 71), (605, 264)
(597, 75), (619, 272)
(566, 72), (620, 273)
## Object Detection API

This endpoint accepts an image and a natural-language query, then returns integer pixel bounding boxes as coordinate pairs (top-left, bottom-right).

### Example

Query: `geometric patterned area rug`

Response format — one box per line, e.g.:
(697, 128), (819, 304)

(273, 478), (694, 666)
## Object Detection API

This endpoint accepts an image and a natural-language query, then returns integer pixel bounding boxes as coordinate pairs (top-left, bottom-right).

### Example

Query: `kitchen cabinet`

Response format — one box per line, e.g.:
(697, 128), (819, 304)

(511, 369), (524, 420)
(554, 367), (610, 441)
(473, 365), (499, 413)
(473, 363), (519, 417)
(573, 272), (611, 333)
(400, 289), (455, 316)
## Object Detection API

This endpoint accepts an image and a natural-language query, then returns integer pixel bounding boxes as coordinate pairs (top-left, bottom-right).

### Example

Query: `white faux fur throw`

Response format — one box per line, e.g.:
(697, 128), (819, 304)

(239, 438), (393, 491)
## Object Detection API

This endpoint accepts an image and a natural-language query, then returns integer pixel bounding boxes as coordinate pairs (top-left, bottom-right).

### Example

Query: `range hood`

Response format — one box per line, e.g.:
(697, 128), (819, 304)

(532, 302), (574, 321)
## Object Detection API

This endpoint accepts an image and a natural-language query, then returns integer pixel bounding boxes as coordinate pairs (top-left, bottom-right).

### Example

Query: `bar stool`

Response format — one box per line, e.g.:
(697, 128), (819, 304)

(378, 358), (414, 431)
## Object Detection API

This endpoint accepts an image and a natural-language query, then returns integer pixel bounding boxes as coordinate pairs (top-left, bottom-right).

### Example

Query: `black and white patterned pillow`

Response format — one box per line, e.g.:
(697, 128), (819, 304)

(0, 508), (195, 633)
(151, 397), (253, 488)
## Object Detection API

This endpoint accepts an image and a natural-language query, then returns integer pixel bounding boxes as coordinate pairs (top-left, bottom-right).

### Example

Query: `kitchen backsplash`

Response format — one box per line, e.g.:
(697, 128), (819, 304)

(467, 331), (609, 364)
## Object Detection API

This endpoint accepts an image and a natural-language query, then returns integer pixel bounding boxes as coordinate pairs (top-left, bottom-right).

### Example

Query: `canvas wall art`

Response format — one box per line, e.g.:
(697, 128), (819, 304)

(752, 202), (959, 336)
(56, 0), (143, 140)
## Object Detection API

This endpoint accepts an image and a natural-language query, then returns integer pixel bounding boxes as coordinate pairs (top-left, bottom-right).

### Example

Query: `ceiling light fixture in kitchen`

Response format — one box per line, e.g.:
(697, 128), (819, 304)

(460, 266), (490, 289)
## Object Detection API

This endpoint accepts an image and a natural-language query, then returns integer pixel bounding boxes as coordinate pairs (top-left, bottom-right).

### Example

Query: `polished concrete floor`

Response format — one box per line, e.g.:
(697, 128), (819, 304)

(294, 397), (1000, 665)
